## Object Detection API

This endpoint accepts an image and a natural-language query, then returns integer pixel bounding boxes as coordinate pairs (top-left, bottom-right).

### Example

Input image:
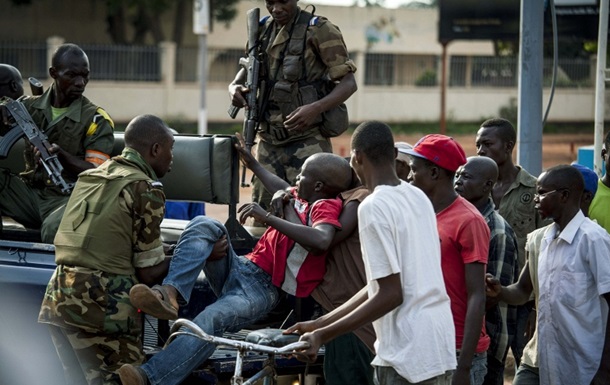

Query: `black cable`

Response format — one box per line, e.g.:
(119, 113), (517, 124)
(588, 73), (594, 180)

(543, 0), (558, 127)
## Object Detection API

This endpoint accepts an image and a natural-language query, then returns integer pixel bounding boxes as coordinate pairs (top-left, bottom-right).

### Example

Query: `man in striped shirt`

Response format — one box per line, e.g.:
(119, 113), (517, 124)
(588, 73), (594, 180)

(455, 156), (519, 385)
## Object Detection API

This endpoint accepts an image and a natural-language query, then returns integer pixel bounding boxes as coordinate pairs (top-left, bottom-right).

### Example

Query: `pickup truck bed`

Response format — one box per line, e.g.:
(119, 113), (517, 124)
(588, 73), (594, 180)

(0, 133), (321, 385)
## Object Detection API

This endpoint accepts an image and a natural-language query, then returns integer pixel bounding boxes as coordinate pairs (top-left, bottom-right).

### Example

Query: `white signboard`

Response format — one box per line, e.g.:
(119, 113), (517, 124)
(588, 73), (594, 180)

(193, 0), (209, 35)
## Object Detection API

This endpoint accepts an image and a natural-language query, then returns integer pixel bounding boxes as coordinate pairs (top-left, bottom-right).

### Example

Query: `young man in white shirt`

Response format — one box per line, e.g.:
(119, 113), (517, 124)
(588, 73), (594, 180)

(287, 121), (456, 384)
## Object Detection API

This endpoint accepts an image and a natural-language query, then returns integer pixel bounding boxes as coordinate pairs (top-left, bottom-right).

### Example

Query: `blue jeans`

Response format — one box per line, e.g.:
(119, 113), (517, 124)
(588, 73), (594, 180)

(483, 355), (505, 385)
(374, 366), (453, 385)
(512, 363), (539, 385)
(140, 216), (280, 385)
(455, 351), (487, 385)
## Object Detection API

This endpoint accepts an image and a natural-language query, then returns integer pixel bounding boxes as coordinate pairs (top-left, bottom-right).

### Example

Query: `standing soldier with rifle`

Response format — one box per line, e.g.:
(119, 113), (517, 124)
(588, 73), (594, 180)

(229, 0), (357, 221)
(0, 44), (114, 243)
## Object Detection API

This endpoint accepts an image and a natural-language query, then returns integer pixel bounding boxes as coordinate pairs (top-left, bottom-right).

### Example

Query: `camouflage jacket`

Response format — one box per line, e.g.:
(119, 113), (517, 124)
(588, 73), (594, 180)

(39, 147), (165, 334)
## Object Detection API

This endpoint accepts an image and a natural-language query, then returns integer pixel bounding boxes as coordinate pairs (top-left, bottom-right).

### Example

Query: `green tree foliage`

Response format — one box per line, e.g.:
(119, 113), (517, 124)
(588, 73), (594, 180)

(10, 0), (239, 46)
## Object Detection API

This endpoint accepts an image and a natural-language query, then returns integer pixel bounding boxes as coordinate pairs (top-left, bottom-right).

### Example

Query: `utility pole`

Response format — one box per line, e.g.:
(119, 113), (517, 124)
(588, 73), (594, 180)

(594, 0), (609, 176)
(193, 0), (209, 135)
(517, 0), (544, 176)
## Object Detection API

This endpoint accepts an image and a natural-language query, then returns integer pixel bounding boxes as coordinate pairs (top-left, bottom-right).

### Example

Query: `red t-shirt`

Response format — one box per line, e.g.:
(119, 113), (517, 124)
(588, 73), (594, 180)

(246, 188), (342, 298)
(436, 196), (491, 353)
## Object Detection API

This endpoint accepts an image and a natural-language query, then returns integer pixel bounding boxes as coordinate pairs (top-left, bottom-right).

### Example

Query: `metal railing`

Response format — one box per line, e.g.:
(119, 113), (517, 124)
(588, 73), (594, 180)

(0, 41), (595, 89)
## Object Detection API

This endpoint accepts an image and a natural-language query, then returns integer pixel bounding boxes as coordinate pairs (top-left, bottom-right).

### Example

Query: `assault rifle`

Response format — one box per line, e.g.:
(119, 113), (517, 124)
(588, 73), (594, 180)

(0, 98), (74, 194)
(228, 7), (263, 188)
(28, 77), (43, 96)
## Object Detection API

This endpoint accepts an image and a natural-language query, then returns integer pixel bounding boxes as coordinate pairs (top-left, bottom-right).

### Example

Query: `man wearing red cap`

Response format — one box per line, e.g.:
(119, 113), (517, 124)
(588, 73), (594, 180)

(406, 134), (491, 385)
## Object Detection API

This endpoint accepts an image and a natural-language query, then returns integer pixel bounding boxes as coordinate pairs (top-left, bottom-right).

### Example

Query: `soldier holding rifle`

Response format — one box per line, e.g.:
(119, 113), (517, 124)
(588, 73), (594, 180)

(229, 0), (357, 217)
(0, 44), (114, 243)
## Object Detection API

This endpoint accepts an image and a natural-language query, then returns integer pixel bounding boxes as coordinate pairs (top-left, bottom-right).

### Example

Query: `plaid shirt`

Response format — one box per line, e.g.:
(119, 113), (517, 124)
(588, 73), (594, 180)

(482, 198), (519, 362)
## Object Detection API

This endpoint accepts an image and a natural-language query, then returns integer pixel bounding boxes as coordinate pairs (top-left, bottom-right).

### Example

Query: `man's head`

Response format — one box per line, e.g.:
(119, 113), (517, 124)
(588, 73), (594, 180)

(0, 64), (24, 100)
(571, 162), (598, 216)
(455, 156), (498, 204)
(405, 134), (467, 195)
(395, 141), (413, 182)
(296, 152), (351, 202)
(49, 43), (89, 105)
(476, 118), (516, 167)
(124, 115), (174, 178)
(266, 0), (299, 26)
(350, 121), (396, 187)
(535, 165), (584, 223)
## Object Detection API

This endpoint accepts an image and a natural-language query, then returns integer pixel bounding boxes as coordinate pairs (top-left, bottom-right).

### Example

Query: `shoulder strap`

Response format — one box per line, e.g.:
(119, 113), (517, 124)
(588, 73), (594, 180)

(287, 9), (315, 81)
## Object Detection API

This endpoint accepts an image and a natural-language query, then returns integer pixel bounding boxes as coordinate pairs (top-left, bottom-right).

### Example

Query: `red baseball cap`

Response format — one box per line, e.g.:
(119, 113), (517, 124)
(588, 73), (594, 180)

(404, 134), (467, 172)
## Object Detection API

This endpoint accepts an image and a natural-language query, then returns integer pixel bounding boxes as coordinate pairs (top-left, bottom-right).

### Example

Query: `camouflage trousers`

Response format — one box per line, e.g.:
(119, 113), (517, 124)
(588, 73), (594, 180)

(48, 324), (144, 385)
(0, 167), (68, 242)
(252, 134), (332, 211)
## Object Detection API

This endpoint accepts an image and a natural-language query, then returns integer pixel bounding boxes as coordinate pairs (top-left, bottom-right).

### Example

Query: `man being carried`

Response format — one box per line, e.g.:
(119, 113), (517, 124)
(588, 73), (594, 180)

(118, 146), (352, 385)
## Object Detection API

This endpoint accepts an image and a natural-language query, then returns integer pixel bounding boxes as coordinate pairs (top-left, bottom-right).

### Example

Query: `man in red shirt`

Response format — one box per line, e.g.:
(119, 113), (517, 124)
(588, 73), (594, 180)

(407, 134), (490, 385)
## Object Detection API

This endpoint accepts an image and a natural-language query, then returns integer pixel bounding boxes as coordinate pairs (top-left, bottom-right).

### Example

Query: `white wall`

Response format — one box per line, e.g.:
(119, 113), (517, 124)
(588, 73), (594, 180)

(81, 80), (600, 124)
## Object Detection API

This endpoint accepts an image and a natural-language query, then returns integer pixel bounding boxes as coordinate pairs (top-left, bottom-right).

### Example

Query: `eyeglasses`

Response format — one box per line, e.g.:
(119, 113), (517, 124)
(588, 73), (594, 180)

(534, 188), (567, 199)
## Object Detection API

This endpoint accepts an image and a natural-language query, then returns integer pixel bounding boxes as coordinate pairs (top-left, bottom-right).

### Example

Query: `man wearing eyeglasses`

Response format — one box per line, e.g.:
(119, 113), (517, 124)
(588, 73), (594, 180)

(487, 164), (610, 385)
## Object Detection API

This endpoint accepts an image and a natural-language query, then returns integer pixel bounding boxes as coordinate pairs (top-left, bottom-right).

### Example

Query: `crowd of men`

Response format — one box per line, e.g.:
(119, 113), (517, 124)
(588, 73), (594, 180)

(1, 0), (609, 384)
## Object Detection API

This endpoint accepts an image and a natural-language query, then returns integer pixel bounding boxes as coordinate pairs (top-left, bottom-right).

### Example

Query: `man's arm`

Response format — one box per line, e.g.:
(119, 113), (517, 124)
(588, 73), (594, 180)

(330, 199), (359, 247)
(287, 285), (369, 337)
(284, 72), (356, 131)
(234, 132), (290, 194)
(50, 144), (96, 174)
(292, 273), (402, 362)
(453, 262), (487, 385)
(591, 293), (610, 385)
(485, 230), (517, 310)
(238, 202), (337, 253)
(486, 262), (534, 306)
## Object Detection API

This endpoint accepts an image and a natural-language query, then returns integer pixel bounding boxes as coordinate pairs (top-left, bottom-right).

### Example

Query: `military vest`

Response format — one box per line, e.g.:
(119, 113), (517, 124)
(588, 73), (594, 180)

(259, 9), (347, 143)
(54, 160), (152, 276)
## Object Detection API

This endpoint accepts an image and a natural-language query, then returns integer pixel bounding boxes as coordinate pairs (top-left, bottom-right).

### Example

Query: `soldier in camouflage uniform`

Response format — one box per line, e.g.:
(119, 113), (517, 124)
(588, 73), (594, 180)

(0, 44), (114, 243)
(229, 0), (357, 214)
(38, 115), (174, 385)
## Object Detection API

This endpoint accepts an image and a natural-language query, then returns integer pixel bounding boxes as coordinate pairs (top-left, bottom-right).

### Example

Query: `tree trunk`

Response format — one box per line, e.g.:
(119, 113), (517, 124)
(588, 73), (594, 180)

(172, 0), (187, 47)
(106, 3), (128, 44)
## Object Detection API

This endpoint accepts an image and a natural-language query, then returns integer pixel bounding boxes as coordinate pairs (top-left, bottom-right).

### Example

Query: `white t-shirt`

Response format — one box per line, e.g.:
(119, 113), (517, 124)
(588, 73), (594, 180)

(358, 181), (457, 383)
(538, 210), (610, 385)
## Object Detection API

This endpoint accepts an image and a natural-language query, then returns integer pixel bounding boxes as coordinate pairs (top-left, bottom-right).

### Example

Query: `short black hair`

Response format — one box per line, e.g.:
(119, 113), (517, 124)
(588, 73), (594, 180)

(542, 164), (584, 201)
(124, 114), (172, 152)
(481, 118), (516, 144)
(351, 121), (395, 165)
(604, 130), (610, 149)
(51, 43), (87, 68)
